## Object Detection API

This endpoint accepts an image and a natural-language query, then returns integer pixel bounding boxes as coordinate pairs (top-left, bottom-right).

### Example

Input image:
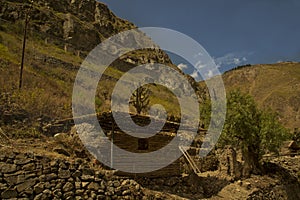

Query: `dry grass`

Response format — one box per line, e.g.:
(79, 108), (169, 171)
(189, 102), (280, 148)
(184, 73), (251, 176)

(222, 63), (300, 129)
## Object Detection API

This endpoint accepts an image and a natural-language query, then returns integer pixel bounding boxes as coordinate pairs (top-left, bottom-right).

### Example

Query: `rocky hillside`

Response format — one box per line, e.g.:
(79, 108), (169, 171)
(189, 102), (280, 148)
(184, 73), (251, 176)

(0, 0), (174, 65)
(1, 0), (133, 53)
(221, 62), (300, 130)
(0, 0), (200, 137)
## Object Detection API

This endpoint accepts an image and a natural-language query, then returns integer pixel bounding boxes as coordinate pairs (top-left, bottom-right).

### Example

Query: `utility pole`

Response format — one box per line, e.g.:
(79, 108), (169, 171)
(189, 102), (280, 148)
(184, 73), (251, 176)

(19, 1), (33, 89)
(110, 121), (115, 169)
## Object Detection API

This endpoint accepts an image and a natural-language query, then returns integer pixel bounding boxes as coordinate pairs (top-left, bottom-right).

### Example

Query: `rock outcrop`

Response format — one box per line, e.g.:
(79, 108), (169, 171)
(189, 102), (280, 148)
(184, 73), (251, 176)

(0, 0), (173, 65)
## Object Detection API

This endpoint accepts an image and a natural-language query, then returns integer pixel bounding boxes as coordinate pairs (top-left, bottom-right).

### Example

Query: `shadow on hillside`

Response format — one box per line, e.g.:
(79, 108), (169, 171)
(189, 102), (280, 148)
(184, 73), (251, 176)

(199, 175), (231, 198)
(134, 173), (230, 199)
(263, 162), (300, 200)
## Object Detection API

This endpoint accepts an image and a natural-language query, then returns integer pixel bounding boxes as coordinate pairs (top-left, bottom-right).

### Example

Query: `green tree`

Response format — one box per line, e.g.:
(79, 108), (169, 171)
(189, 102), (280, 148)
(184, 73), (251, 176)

(130, 86), (150, 115)
(259, 109), (290, 155)
(217, 90), (289, 177)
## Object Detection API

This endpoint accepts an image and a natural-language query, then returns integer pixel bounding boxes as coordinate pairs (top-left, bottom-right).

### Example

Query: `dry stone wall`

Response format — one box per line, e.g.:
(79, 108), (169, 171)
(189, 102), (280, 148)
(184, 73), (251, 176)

(0, 151), (145, 200)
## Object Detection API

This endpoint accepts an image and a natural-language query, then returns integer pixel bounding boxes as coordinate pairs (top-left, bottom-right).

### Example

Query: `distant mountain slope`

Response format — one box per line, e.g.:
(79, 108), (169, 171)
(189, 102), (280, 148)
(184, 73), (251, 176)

(222, 62), (300, 129)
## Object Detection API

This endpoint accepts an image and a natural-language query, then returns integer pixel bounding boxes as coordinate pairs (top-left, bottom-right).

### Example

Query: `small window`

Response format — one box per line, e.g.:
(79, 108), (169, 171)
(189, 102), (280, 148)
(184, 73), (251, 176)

(138, 138), (149, 150)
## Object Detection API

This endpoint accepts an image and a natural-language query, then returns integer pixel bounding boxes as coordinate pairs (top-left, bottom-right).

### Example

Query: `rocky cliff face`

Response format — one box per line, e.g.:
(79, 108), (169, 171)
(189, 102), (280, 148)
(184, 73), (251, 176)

(0, 0), (173, 67)
(1, 0), (135, 53)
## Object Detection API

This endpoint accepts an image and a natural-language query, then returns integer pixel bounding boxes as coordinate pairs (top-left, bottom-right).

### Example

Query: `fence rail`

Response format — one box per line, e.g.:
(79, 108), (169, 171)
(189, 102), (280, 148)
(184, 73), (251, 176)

(262, 152), (300, 158)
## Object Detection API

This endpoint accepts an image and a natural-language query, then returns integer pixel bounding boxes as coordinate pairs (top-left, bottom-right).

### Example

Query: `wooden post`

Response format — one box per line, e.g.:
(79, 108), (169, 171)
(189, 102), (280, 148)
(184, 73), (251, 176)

(19, 11), (30, 89)
(19, 1), (34, 89)
(110, 121), (115, 169)
(64, 44), (68, 52)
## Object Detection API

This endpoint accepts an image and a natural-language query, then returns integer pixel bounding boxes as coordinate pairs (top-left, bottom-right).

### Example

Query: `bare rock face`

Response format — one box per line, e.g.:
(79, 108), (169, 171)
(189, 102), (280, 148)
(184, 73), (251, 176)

(1, 0), (176, 74)
(0, 0), (134, 52)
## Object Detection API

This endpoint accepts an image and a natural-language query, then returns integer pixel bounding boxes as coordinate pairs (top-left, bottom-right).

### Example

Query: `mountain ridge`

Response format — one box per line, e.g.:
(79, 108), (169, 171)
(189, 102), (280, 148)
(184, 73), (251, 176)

(222, 62), (300, 130)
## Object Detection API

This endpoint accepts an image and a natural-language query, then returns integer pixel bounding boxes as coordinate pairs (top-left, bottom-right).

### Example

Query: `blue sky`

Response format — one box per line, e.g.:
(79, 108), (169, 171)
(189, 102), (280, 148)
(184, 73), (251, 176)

(98, 0), (300, 73)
